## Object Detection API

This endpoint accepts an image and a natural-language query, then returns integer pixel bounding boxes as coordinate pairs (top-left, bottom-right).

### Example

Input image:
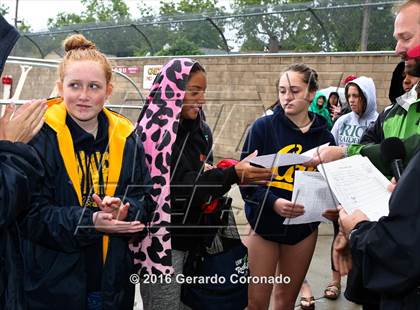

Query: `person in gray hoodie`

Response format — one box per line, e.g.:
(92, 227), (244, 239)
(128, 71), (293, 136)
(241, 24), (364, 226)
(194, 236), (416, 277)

(331, 76), (379, 147)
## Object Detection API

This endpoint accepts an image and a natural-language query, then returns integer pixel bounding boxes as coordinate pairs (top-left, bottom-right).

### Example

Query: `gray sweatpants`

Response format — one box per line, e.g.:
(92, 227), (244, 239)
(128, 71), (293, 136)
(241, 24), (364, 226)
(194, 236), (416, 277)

(140, 250), (191, 310)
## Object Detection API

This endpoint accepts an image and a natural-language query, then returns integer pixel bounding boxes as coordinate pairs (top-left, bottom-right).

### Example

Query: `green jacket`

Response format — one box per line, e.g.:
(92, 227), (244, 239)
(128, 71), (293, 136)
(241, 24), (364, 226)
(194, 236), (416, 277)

(348, 100), (420, 176)
(309, 92), (332, 130)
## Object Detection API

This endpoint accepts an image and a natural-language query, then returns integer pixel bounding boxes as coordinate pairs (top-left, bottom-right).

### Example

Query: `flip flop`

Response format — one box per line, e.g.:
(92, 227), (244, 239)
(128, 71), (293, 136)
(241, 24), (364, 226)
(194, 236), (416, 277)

(324, 282), (341, 300)
(300, 296), (315, 310)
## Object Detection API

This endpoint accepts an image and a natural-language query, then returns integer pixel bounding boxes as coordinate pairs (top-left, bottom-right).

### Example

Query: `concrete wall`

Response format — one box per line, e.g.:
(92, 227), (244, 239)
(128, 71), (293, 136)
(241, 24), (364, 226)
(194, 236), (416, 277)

(2, 52), (400, 160)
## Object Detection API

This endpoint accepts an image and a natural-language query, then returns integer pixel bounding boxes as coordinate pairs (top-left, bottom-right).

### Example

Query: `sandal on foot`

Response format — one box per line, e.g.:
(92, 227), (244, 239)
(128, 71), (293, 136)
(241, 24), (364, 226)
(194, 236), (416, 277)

(324, 282), (341, 300)
(300, 296), (315, 310)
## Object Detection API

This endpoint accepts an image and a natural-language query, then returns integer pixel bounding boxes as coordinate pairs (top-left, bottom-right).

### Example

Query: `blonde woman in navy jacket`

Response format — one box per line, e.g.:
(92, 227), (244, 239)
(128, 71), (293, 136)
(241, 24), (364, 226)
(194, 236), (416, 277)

(20, 34), (155, 310)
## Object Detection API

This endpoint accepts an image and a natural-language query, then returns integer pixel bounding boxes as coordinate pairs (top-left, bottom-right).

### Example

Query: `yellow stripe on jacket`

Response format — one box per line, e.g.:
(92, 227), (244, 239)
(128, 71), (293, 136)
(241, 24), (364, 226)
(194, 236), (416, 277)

(45, 102), (134, 263)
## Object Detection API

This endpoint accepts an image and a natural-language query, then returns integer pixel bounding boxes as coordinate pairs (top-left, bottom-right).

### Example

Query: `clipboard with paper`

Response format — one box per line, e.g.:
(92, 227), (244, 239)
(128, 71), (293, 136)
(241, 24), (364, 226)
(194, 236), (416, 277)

(285, 155), (391, 225)
(316, 155), (391, 221)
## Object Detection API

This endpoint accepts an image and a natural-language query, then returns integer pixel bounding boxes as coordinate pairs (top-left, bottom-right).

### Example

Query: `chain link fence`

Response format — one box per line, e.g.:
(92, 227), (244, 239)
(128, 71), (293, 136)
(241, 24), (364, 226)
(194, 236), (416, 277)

(11, 0), (401, 58)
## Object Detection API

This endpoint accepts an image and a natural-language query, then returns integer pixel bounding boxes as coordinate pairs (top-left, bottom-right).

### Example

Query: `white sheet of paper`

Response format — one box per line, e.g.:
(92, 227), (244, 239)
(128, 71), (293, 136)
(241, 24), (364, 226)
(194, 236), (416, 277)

(249, 143), (330, 168)
(284, 171), (338, 225)
(317, 155), (391, 221)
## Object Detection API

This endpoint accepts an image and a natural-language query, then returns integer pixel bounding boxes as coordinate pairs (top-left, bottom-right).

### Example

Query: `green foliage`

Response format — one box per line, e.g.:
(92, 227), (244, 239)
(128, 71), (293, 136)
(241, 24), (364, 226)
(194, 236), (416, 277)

(156, 0), (228, 51)
(155, 37), (204, 56)
(11, 0), (397, 59)
(47, 0), (130, 28)
(17, 20), (31, 32)
(32, 0), (133, 57)
(160, 0), (221, 15)
(233, 0), (396, 52)
(47, 13), (88, 28)
(0, 3), (9, 15)
(240, 36), (266, 52)
(0, 4), (31, 32)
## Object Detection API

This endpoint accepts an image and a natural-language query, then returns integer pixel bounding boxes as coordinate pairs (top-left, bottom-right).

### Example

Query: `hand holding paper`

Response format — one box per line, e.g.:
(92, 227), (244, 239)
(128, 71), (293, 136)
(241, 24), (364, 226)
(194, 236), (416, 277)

(249, 143), (330, 168)
(284, 171), (337, 225)
(317, 155), (391, 221)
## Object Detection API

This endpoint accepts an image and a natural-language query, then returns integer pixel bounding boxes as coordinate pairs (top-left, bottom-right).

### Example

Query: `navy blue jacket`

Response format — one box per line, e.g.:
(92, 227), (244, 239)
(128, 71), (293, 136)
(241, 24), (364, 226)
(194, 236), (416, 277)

(0, 15), (31, 310)
(240, 106), (335, 244)
(0, 15), (19, 74)
(0, 142), (44, 310)
(20, 105), (155, 310)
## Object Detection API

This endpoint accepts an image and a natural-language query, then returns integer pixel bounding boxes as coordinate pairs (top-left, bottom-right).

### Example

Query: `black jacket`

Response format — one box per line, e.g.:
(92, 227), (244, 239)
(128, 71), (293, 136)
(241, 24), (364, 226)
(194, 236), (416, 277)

(170, 117), (239, 251)
(20, 104), (154, 310)
(0, 142), (44, 310)
(0, 15), (19, 75)
(347, 149), (420, 309)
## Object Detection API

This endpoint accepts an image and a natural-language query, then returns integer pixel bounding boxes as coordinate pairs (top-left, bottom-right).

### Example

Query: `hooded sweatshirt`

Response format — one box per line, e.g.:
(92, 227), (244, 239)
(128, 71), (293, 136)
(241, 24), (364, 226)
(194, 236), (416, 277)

(331, 76), (378, 146)
(240, 106), (335, 244)
(309, 91), (332, 130)
(133, 58), (239, 276)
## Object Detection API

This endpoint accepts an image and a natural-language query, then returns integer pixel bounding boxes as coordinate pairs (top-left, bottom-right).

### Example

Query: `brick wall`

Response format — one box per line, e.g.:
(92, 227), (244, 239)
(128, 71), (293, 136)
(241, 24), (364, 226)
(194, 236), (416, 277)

(2, 52), (400, 160)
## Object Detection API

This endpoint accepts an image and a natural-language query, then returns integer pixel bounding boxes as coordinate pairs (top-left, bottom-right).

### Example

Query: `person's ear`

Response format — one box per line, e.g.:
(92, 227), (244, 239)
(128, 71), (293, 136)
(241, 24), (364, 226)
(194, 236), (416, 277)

(308, 90), (316, 104)
(106, 83), (113, 98)
(56, 80), (63, 97)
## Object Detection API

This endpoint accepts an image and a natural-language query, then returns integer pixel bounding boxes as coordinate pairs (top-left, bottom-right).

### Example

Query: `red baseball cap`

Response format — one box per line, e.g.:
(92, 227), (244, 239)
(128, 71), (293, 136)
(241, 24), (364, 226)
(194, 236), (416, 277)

(342, 74), (357, 85)
(407, 44), (420, 59)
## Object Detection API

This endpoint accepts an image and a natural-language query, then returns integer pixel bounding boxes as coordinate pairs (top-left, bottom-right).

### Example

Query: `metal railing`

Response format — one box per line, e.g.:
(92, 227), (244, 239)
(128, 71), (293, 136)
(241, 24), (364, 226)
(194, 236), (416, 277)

(12, 0), (401, 58)
(2, 57), (145, 110)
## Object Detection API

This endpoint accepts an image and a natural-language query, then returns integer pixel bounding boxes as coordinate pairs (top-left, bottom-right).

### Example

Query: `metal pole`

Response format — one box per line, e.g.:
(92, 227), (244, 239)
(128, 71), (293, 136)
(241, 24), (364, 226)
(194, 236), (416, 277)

(14, 0), (19, 28)
(361, 0), (370, 51)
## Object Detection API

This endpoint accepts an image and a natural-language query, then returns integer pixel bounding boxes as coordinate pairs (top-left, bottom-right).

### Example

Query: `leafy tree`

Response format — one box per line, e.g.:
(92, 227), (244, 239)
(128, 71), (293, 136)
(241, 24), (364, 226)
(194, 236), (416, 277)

(233, 0), (396, 52)
(47, 0), (130, 28)
(325, 0), (395, 51)
(0, 4), (31, 32)
(29, 0), (133, 57)
(17, 20), (31, 32)
(135, 0), (228, 54)
(233, 0), (306, 53)
(0, 3), (8, 15)
(156, 37), (204, 56)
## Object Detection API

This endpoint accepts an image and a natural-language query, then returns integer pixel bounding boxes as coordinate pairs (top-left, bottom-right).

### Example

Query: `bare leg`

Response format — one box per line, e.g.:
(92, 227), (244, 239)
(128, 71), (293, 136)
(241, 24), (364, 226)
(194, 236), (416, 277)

(324, 270), (342, 299)
(300, 279), (313, 298)
(247, 230), (280, 310)
(299, 279), (314, 308)
(332, 270), (341, 284)
(325, 221), (342, 299)
(272, 230), (318, 310)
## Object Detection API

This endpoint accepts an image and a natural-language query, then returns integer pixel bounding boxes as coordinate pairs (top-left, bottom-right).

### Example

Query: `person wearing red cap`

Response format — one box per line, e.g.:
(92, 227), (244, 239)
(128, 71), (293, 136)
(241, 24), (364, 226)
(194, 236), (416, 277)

(342, 75), (357, 85)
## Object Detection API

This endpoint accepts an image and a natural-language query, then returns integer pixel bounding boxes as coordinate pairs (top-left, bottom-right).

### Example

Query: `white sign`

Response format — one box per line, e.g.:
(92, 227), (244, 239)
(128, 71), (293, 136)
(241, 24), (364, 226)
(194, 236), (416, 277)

(143, 65), (163, 90)
(114, 66), (140, 75)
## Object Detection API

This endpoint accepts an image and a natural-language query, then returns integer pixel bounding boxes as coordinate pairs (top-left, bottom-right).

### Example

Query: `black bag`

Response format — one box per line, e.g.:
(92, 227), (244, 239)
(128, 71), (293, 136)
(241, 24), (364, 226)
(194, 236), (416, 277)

(181, 205), (248, 310)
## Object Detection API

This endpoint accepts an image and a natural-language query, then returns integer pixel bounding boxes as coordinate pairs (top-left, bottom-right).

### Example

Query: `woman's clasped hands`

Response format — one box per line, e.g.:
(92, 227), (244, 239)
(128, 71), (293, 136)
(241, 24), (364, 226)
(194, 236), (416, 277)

(91, 193), (145, 234)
